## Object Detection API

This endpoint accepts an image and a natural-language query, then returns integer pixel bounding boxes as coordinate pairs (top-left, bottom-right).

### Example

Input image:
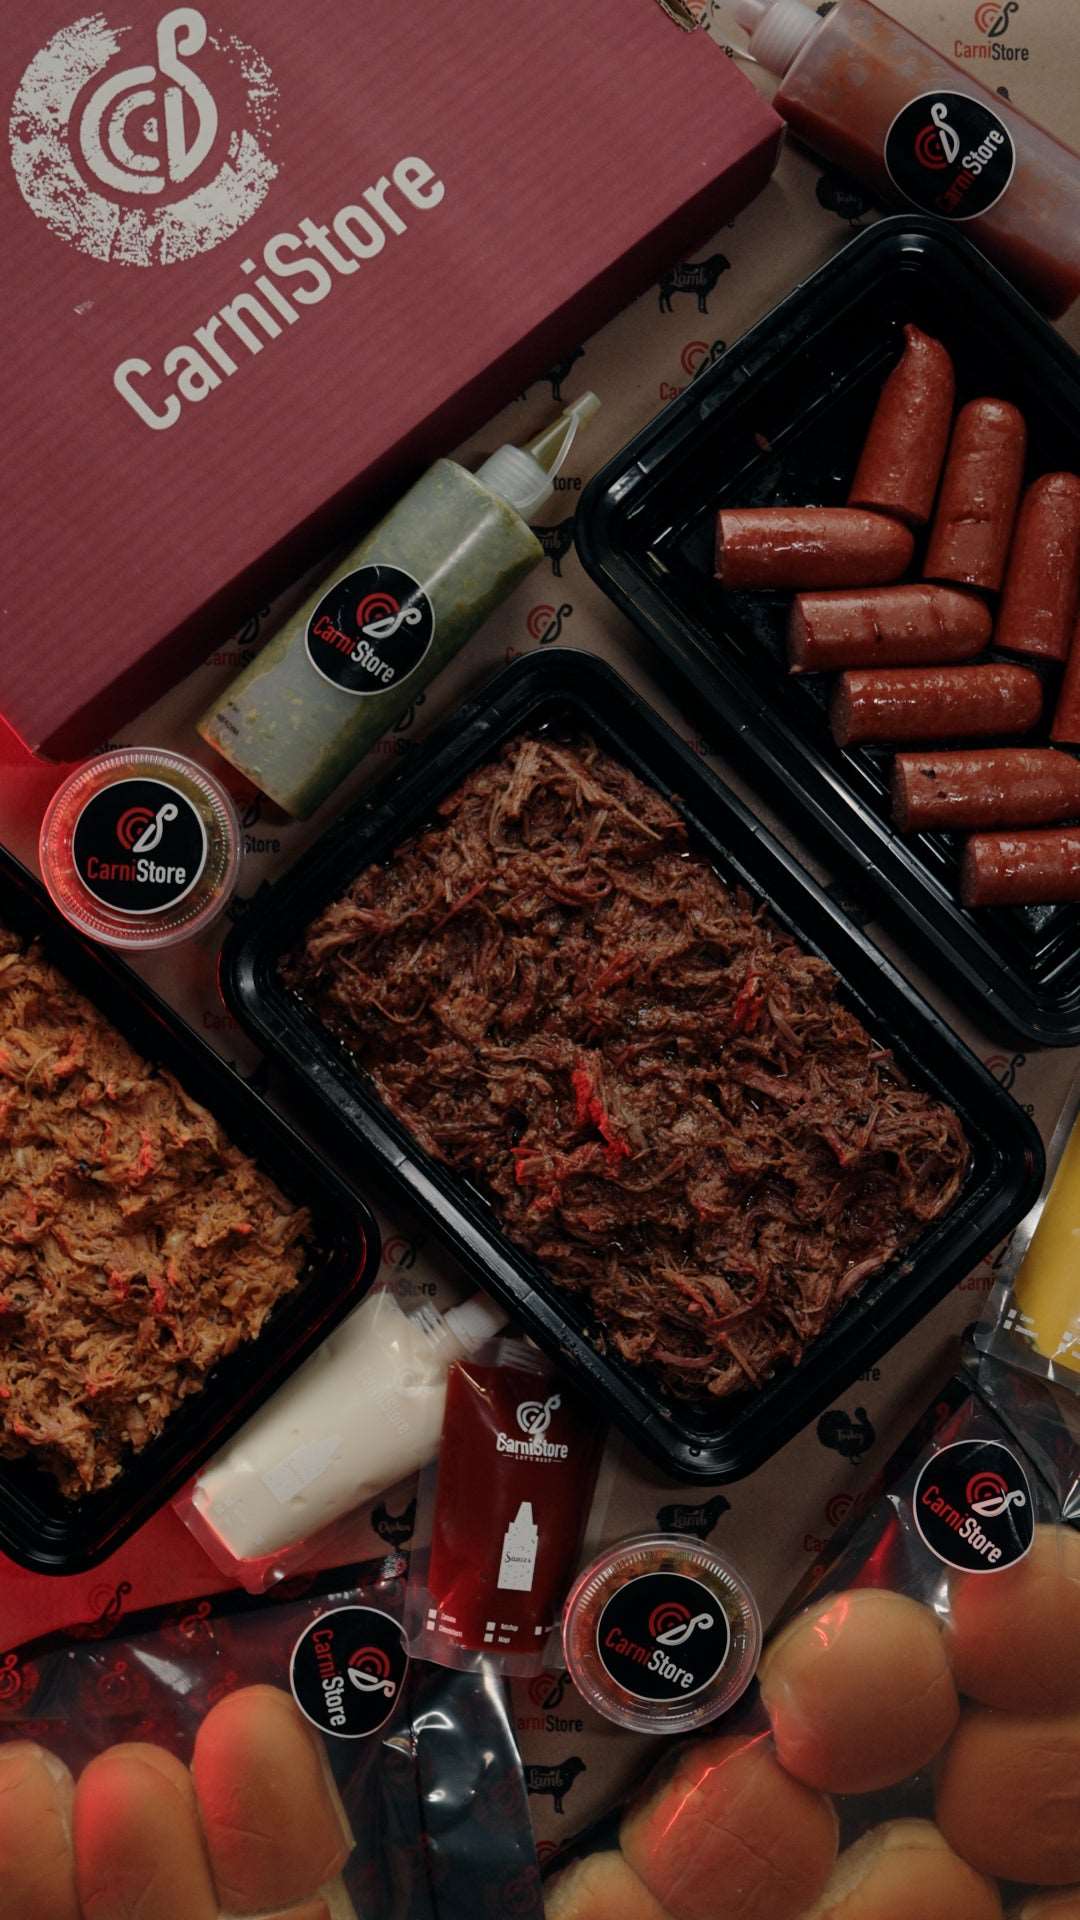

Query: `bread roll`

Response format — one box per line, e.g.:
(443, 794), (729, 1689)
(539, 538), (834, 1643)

(621, 1731), (837, 1920)
(261, 1905), (332, 1920)
(948, 1527), (1080, 1714)
(74, 1748), (218, 1920)
(545, 1850), (671, 1918)
(1013, 1894), (1080, 1918)
(802, 1819), (1001, 1919)
(937, 1706), (1080, 1883)
(193, 1684), (352, 1914)
(0, 1742), (79, 1920)
(759, 1589), (959, 1792)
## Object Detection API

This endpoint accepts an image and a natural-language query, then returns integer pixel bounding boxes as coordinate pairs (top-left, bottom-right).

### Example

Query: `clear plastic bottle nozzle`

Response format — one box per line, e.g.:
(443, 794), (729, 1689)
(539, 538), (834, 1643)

(735, 0), (821, 74)
(475, 391), (601, 519)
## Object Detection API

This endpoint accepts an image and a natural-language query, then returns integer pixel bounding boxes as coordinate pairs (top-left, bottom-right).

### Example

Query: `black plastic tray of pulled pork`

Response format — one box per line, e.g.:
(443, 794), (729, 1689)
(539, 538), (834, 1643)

(220, 650), (1042, 1483)
(575, 217), (1080, 1047)
(0, 845), (379, 1575)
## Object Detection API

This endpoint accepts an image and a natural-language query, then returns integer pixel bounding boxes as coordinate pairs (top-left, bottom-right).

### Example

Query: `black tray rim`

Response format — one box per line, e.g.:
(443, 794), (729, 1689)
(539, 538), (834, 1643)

(0, 844), (380, 1575)
(219, 647), (1044, 1484)
(574, 213), (1080, 1048)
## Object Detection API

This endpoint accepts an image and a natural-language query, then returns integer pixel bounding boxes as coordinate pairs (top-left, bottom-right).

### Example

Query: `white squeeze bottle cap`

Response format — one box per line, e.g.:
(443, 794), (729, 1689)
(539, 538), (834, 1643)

(475, 391), (602, 518)
(438, 1290), (510, 1354)
(736, 0), (822, 74)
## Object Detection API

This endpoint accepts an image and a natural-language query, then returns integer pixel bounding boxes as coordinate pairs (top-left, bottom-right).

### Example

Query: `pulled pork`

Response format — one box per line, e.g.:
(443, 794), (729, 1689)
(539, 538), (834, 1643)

(0, 929), (309, 1497)
(285, 735), (969, 1402)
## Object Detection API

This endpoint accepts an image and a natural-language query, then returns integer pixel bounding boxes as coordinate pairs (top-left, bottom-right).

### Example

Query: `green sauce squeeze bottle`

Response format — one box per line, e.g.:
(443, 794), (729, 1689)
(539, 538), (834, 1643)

(198, 393), (599, 818)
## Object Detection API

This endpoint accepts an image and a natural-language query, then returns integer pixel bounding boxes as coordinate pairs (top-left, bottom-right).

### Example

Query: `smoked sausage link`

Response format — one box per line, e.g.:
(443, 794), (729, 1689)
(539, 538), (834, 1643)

(1051, 615), (1080, 745)
(924, 398), (1027, 591)
(962, 829), (1080, 908)
(715, 508), (913, 590)
(788, 584), (989, 673)
(892, 748), (1080, 833)
(830, 664), (1042, 750)
(996, 472), (1080, 661)
(848, 324), (956, 527)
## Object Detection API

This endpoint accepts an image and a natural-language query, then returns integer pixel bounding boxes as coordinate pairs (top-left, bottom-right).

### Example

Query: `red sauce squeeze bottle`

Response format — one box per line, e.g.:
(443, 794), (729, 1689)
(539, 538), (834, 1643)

(736, 0), (1080, 317)
(408, 1341), (603, 1678)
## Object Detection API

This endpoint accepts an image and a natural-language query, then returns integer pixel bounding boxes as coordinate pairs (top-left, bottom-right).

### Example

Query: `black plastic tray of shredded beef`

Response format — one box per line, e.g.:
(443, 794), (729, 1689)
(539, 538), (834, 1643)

(575, 216), (1080, 1047)
(220, 649), (1042, 1484)
(0, 844), (379, 1576)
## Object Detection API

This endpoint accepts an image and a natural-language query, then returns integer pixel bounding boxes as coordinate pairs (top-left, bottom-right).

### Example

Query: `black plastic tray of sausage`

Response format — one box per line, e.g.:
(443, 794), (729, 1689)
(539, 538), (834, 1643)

(0, 845), (379, 1575)
(220, 649), (1043, 1484)
(575, 216), (1080, 1047)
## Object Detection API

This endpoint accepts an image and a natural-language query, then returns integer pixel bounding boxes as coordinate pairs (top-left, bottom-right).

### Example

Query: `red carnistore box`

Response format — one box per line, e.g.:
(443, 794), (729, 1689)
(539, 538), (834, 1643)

(1, 0), (781, 759)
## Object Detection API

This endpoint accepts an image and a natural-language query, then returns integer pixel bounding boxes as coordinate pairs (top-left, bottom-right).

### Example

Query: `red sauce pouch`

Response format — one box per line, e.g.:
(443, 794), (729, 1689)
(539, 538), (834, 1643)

(407, 1339), (604, 1679)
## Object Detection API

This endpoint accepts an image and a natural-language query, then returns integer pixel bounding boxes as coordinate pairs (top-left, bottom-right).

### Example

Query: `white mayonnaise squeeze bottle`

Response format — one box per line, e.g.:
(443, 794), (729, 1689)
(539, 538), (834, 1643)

(183, 1288), (508, 1566)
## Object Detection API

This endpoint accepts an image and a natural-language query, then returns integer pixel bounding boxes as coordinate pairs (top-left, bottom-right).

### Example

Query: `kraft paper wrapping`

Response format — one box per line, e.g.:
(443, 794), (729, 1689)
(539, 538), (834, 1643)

(0, 0), (1078, 1862)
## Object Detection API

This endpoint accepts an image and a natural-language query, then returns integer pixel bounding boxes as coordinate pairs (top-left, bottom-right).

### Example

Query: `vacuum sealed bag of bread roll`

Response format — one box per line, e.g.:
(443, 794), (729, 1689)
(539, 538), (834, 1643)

(0, 1556), (543, 1920)
(543, 1344), (1080, 1919)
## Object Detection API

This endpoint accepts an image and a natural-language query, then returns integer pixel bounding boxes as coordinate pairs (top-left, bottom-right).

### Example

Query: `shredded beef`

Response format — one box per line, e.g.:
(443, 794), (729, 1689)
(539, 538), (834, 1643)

(0, 929), (309, 1497)
(284, 734), (969, 1402)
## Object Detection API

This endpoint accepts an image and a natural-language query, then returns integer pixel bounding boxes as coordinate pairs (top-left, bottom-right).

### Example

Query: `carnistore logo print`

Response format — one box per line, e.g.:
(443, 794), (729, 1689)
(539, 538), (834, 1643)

(73, 776), (207, 914)
(525, 601), (573, 644)
(290, 1605), (408, 1739)
(347, 1644), (396, 1697)
(884, 90), (1016, 222)
(516, 1394), (560, 1439)
(974, 0), (1018, 34)
(527, 1670), (569, 1711)
(984, 1050), (1025, 1090)
(0, 1652), (39, 1713)
(115, 799), (177, 851)
(965, 1468), (1027, 1519)
(305, 564), (434, 697)
(10, 9), (278, 265)
(647, 1599), (715, 1647)
(597, 1571), (731, 1704)
(914, 1439), (1034, 1573)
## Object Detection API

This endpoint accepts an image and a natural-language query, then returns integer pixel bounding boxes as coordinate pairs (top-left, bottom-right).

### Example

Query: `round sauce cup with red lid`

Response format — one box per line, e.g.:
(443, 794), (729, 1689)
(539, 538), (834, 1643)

(563, 1532), (762, 1735)
(39, 748), (241, 949)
